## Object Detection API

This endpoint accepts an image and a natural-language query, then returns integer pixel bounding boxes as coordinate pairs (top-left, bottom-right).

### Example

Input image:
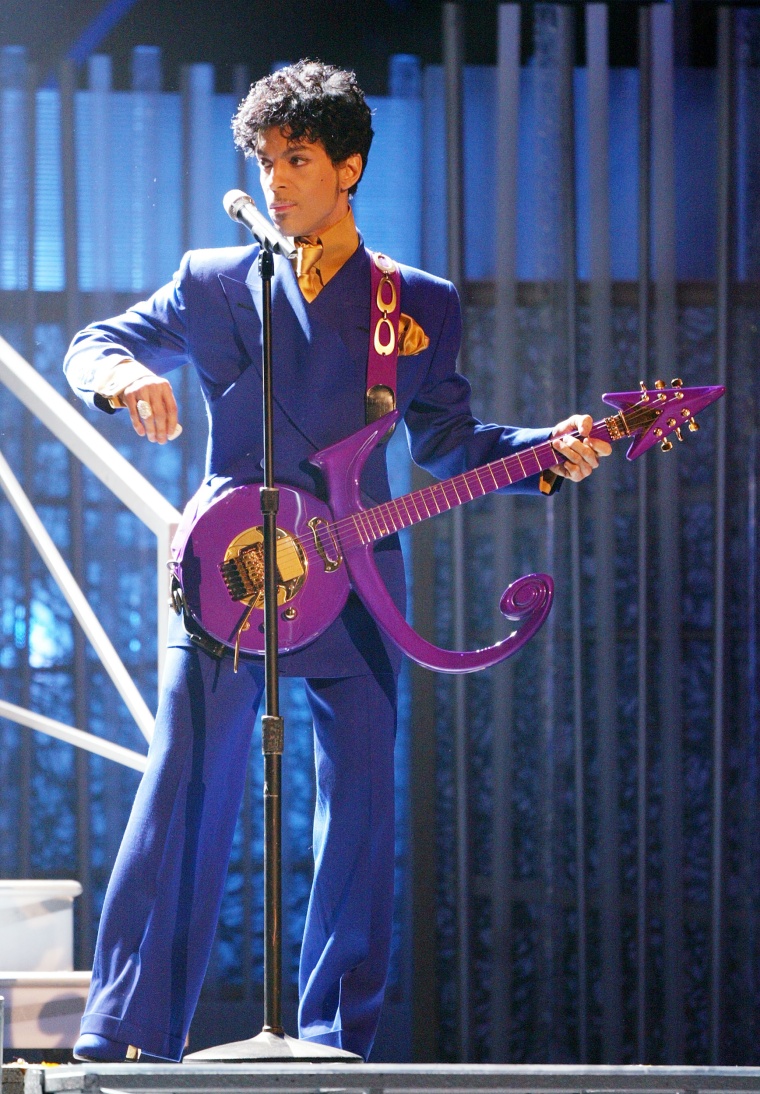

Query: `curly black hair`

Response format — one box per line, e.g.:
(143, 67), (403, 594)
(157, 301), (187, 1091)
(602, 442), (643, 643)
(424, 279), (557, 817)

(232, 60), (374, 196)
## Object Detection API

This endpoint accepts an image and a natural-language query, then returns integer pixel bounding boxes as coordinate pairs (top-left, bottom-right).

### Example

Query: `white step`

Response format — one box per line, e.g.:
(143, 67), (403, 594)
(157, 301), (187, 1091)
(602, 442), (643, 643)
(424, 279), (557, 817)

(0, 881), (82, 972)
(0, 971), (91, 1049)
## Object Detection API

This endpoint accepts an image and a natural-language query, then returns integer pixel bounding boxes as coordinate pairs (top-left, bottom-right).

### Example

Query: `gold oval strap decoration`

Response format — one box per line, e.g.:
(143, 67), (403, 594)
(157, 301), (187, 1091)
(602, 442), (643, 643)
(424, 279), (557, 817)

(376, 276), (397, 313)
(374, 316), (396, 357)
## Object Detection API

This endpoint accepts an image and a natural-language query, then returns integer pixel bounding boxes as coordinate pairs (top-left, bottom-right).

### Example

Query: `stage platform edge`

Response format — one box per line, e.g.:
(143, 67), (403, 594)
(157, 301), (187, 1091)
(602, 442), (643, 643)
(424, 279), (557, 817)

(6, 1063), (760, 1094)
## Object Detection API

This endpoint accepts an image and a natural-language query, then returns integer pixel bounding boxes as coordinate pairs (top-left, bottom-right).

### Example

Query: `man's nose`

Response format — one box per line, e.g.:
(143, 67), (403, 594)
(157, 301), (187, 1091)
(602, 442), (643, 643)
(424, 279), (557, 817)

(270, 160), (289, 188)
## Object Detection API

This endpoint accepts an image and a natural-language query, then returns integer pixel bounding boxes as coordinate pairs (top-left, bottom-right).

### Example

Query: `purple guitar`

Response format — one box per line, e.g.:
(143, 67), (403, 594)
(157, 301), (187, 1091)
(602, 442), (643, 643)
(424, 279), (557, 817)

(171, 381), (724, 674)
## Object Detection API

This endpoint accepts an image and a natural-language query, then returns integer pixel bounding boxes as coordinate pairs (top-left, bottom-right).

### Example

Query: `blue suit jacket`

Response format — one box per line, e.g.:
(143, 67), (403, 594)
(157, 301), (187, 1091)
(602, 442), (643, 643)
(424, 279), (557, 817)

(65, 239), (553, 677)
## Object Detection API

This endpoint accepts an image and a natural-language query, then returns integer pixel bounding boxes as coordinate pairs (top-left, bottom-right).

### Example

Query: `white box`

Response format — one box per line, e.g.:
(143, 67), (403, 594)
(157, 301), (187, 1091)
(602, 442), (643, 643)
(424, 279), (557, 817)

(0, 881), (82, 972)
(0, 972), (91, 1048)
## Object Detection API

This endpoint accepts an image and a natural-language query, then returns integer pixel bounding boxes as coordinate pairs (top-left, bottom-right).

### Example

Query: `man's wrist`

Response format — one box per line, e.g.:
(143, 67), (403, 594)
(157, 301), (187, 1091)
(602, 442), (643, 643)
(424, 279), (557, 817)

(92, 358), (155, 407)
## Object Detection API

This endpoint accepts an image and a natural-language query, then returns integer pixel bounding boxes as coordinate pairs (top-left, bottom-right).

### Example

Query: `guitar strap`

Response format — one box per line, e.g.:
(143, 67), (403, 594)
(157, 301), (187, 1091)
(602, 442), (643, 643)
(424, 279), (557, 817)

(366, 250), (401, 428)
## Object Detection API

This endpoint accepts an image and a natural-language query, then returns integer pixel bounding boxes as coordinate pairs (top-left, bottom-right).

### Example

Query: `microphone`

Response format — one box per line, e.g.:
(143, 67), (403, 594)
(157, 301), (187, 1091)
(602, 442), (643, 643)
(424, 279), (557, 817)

(223, 189), (297, 260)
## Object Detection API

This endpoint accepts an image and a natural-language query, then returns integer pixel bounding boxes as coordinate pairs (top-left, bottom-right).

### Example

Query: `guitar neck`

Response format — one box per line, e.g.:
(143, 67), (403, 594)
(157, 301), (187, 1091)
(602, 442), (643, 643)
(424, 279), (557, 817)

(349, 416), (616, 544)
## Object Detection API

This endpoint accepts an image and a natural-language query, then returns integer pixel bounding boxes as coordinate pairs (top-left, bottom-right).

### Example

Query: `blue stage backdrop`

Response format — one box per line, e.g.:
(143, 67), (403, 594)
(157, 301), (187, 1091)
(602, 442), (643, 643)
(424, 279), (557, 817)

(1, 3), (760, 1065)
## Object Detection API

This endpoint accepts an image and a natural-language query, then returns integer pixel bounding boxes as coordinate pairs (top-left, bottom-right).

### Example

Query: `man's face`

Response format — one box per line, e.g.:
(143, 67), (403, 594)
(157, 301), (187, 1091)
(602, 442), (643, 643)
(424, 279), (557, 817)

(255, 126), (361, 239)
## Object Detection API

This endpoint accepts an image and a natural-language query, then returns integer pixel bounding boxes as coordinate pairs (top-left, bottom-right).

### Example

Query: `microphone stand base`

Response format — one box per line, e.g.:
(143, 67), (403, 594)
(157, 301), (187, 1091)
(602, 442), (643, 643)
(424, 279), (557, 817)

(184, 1030), (363, 1063)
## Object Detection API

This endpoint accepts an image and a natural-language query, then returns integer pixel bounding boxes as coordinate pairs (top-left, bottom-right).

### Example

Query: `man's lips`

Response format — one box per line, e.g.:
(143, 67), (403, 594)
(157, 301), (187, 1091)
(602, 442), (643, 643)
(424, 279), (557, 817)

(269, 202), (296, 215)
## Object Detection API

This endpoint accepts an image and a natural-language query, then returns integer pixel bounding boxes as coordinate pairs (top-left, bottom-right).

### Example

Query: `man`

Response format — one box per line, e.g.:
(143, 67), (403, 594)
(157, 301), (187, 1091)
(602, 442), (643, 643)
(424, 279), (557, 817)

(65, 60), (610, 1063)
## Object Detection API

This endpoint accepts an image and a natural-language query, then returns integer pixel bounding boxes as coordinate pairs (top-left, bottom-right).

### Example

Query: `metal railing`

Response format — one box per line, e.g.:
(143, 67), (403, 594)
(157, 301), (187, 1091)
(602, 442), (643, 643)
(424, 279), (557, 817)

(0, 331), (181, 770)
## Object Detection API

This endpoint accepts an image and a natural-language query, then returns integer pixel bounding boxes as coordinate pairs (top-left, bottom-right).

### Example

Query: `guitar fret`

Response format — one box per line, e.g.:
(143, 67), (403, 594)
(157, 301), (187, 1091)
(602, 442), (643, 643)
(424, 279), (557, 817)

(407, 493), (423, 521)
(352, 513), (367, 546)
(364, 509), (381, 540)
(386, 502), (402, 533)
(361, 511), (374, 541)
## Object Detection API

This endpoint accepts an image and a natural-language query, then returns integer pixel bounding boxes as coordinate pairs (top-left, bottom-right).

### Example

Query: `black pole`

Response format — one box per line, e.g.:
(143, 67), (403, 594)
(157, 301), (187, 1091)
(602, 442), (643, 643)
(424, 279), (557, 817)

(258, 246), (285, 1037)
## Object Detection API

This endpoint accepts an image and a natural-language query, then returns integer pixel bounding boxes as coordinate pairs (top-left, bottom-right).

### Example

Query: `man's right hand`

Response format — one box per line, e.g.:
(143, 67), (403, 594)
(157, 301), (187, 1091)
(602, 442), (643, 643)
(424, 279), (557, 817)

(120, 374), (181, 444)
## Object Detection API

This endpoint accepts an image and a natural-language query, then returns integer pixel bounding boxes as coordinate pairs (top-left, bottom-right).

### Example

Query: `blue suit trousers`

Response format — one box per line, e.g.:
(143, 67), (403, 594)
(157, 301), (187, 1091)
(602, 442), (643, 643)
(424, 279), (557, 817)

(80, 644), (397, 1062)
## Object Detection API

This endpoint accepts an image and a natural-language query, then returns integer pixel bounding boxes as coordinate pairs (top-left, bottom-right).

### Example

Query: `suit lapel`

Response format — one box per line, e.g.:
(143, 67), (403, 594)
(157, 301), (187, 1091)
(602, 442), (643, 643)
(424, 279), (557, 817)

(219, 252), (367, 452)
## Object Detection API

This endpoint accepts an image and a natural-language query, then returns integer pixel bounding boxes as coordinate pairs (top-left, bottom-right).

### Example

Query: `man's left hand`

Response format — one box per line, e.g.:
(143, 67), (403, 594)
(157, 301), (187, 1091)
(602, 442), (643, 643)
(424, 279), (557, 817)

(549, 413), (612, 482)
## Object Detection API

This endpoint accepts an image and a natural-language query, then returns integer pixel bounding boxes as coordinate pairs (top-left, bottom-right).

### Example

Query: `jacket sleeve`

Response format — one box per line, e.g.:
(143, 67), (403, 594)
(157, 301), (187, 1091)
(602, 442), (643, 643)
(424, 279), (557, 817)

(63, 254), (192, 413)
(403, 281), (558, 496)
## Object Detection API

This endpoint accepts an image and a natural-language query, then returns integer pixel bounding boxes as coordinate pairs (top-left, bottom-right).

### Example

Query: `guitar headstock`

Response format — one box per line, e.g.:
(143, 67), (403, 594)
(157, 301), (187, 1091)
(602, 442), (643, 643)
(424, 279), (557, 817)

(602, 380), (725, 461)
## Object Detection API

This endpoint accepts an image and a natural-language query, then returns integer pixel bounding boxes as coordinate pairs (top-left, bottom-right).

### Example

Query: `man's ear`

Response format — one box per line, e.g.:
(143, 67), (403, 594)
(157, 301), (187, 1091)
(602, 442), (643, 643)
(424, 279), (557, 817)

(338, 152), (363, 192)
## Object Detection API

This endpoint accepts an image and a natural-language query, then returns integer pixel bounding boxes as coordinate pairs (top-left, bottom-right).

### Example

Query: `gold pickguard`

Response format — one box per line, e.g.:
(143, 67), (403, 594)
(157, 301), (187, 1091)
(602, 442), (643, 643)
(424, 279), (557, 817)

(220, 526), (307, 608)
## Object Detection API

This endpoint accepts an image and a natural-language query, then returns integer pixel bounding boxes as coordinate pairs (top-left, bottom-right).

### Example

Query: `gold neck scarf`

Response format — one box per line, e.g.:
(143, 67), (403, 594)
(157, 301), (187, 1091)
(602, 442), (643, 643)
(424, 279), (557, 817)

(293, 209), (359, 302)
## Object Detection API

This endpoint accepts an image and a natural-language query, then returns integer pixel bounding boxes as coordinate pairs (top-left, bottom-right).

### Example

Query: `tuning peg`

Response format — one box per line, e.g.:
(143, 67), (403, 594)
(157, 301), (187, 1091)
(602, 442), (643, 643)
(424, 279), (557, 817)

(654, 379), (666, 390)
(661, 438), (673, 452)
(675, 427), (683, 442)
(671, 378), (683, 388)
(688, 419), (700, 432)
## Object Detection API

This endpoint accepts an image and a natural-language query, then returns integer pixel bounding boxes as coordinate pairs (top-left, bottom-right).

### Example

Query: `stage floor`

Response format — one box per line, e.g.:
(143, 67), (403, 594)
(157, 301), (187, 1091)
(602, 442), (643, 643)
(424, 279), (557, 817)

(7, 1063), (760, 1094)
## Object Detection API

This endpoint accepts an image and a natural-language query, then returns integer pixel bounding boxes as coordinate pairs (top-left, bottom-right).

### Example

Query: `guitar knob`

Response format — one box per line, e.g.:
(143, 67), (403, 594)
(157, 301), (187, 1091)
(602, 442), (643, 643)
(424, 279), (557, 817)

(661, 438), (673, 452)
(675, 427), (683, 442)
(671, 378), (683, 388)
(655, 379), (666, 390)
(688, 419), (700, 432)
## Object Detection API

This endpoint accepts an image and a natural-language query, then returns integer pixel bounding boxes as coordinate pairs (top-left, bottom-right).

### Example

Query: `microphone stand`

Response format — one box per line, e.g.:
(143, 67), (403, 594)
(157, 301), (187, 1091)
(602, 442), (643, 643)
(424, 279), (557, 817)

(185, 240), (360, 1063)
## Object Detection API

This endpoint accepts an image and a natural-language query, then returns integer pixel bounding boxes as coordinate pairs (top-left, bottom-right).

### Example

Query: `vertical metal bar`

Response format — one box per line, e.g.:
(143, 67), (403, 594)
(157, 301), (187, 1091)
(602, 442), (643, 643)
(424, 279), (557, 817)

(651, 5), (684, 1062)
(736, 10), (760, 1061)
(557, 6), (579, 1062)
(18, 50), (34, 880)
(88, 54), (114, 317)
(711, 4), (733, 1066)
(533, 5), (560, 1056)
(443, 1), (470, 1061)
(636, 3), (652, 1064)
(490, 3), (520, 1063)
(410, 61), (441, 1063)
(233, 65), (251, 248)
(60, 58), (93, 968)
(587, 3), (621, 1064)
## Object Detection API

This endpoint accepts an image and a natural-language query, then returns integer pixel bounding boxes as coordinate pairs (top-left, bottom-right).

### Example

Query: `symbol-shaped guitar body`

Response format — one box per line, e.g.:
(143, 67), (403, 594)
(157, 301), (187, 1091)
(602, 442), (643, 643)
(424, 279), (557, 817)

(172, 381), (724, 674)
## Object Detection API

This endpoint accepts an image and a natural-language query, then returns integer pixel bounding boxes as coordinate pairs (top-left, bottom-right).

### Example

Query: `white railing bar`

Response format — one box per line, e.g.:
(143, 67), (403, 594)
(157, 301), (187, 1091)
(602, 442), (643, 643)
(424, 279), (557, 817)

(0, 699), (147, 773)
(0, 449), (154, 742)
(0, 334), (180, 537)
